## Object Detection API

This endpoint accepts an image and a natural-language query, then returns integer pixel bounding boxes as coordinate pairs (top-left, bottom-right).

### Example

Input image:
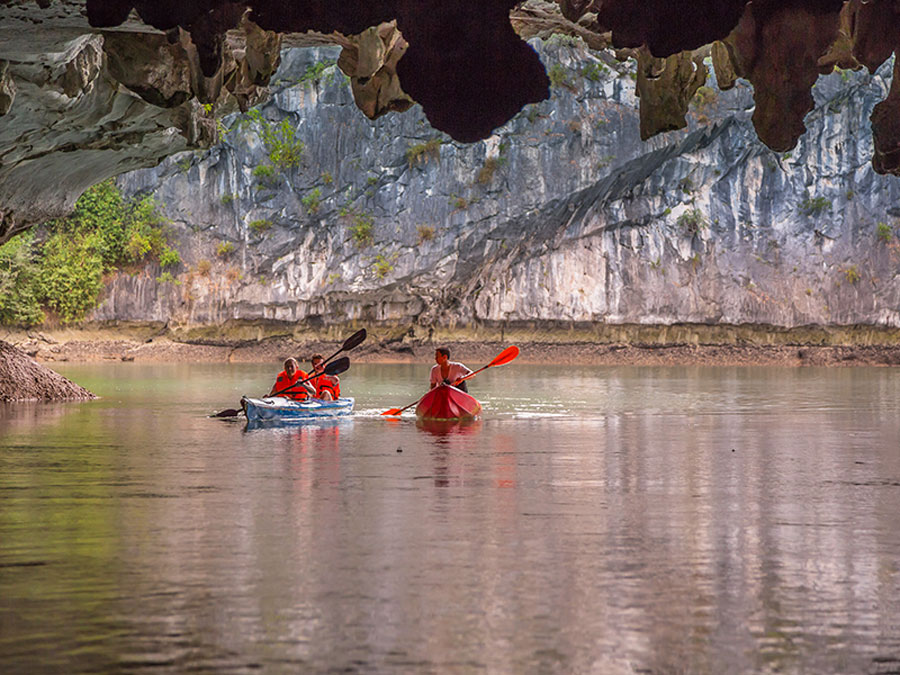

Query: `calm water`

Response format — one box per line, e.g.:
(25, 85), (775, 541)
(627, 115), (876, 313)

(2, 362), (900, 674)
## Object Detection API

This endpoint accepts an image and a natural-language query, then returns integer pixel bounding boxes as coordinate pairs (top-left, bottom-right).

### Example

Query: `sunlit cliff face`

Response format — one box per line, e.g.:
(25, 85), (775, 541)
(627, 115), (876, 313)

(1, 0), (899, 244)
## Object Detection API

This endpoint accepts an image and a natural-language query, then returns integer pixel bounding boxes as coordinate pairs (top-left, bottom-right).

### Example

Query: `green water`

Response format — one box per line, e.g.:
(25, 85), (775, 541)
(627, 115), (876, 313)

(2, 363), (900, 673)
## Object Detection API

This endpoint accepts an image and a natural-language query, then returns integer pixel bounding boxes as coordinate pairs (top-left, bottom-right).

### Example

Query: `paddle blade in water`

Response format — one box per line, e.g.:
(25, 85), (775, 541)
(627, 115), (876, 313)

(381, 408), (403, 416)
(212, 408), (241, 418)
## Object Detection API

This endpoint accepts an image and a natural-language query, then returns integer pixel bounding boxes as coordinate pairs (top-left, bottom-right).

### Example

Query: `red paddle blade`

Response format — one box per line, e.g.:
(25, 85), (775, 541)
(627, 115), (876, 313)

(488, 345), (519, 368)
(381, 408), (403, 416)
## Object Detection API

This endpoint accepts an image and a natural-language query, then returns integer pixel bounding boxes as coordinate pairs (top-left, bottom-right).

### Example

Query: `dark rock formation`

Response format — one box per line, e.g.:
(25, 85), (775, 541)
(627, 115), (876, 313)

(0, 340), (95, 401)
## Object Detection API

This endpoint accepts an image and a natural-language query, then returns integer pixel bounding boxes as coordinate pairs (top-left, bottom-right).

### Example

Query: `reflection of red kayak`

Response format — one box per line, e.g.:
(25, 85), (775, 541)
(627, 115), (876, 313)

(415, 384), (482, 421)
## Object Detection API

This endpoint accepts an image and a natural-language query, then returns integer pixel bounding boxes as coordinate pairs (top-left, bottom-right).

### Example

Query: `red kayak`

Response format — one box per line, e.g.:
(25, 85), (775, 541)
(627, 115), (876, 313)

(415, 384), (482, 421)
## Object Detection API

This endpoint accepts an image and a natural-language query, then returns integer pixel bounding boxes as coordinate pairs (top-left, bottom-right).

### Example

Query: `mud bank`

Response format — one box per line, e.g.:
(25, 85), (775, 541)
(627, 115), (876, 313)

(6, 322), (900, 368)
(0, 341), (95, 402)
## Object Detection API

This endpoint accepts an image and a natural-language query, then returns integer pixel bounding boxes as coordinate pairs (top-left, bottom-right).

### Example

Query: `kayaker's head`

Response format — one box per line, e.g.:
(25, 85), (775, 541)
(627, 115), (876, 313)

(434, 347), (450, 366)
(310, 353), (325, 373)
(284, 358), (300, 376)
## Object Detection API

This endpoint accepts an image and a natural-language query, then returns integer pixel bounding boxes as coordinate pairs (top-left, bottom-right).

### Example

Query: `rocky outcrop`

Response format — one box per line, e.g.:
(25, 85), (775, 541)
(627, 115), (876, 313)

(0, 340), (95, 401)
(103, 39), (900, 334)
(0, 2), (278, 244)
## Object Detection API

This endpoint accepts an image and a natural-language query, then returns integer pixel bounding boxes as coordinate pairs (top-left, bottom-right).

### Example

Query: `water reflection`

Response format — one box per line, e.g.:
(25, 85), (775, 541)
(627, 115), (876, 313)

(415, 417), (483, 438)
(2, 363), (900, 673)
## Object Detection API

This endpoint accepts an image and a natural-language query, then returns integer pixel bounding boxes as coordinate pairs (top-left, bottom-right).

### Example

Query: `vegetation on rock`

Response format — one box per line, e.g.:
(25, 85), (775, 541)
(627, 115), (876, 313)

(0, 180), (177, 325)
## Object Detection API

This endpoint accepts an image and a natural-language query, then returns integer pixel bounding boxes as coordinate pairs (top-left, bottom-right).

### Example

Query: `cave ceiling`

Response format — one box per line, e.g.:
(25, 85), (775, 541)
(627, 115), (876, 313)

(0, 0), (899, 243)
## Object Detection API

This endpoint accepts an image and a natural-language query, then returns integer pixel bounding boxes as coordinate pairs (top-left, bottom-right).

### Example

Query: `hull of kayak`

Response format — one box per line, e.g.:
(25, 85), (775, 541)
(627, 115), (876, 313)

(415, 384), (482, 421)
(242, 396), (354, 423)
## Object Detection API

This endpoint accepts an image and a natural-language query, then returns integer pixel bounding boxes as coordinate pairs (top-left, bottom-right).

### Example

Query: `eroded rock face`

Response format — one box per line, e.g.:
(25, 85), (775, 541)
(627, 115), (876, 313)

(105, 40), (900, 333)
(0, 340), (95, 401)
(0, 2), (277, 244)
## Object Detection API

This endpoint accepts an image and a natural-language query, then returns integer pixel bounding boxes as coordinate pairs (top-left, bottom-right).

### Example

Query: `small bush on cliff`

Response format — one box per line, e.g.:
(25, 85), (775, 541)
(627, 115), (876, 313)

(843, 265), (861, 284)
(302, 188), (322, 214)
(677, 209), (707, 234)
(342, 208), (374, 247)
(406, 138), (442, 167)
(416, 224), (435, 243)
(877, 222), (893, 243)
(246, 109), (304, 172)
(799, 196), (831, 216)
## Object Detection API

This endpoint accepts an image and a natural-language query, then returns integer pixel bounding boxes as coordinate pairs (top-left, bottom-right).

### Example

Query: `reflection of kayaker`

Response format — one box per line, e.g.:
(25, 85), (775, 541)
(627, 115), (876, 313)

(429, 347), (473, 393)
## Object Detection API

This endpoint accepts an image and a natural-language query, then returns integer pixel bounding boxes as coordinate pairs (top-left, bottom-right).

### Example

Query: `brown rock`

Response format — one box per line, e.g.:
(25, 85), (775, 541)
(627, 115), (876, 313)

(0, 340), (95, 402)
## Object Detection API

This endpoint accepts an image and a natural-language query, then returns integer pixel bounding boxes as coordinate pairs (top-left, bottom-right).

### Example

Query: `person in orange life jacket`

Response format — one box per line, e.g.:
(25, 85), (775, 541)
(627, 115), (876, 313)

(430, 346), (473, 393)
(308, 353), (341, 400)
(269, 357), (314, 400)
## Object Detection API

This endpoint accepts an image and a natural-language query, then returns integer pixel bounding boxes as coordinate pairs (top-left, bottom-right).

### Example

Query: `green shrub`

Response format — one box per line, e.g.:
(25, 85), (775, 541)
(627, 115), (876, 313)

(216, 241), (235, 258)
(302, 188), (322, 214)
(0, 232), (44, 326)
(677, 209), (707, 233)
(547, 64), (574, 90)
(344, 209), (374, 247)
(373, 253), (395, 278)
(877, 222), (893, 243)
(248, 218), (272, 233)
(36, 231), (105, 323)
(299, 61), (335, 86)
(221, 193), (238, 205)
(799, 196), (831, 216)
(158, 246), (181, 268)
(252, 164), (276, 180)
(247, 109), (304, 171)
(581, 63), (607, 82)
(844, 264), (861, 283)
(1, 180), (177, 325)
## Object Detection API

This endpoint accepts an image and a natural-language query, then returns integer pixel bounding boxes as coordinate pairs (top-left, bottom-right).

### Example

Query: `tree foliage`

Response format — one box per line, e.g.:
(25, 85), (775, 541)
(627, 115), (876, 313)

(0, 180), (178, 326)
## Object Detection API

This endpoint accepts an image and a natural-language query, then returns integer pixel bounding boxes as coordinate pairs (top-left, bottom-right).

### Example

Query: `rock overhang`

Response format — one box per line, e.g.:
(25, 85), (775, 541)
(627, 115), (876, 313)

(1, 0), (899, 244)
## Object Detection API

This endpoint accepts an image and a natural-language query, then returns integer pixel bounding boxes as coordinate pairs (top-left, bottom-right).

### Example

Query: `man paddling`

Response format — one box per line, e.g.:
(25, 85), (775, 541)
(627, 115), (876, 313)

(269, 358), (314, 400)
(430, 347), (474, 393)
(309, 353), (341, 400)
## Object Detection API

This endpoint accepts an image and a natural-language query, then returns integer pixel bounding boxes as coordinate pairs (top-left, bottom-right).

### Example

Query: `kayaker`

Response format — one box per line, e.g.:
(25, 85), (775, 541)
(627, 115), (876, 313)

(308, 353), (341, 400)
(268, 357), (314, 400)
(430, 347), (473, 393)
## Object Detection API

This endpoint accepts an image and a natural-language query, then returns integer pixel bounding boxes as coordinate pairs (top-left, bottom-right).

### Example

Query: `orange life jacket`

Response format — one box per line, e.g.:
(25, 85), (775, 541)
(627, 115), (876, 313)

(273, 369), (310, 400)
(311, 373), (340, 399)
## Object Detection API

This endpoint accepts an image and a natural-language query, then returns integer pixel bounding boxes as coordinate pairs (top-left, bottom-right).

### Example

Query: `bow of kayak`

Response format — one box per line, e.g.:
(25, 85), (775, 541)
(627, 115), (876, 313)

(415, 384), (482, 421)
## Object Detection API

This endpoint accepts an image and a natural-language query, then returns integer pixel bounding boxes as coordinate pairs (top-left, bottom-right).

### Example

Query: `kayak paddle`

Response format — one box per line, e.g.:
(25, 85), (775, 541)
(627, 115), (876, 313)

(380, 345), (520, 416)
(210, 328), (366, 418)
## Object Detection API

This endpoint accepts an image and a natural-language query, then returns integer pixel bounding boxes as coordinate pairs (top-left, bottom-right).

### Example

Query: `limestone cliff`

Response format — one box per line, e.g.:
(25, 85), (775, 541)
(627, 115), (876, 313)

(103, 39), (900, 333)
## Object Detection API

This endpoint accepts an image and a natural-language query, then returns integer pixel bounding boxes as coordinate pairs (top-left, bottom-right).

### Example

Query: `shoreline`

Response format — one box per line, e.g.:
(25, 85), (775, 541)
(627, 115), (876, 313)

(7, 327), (900, 368)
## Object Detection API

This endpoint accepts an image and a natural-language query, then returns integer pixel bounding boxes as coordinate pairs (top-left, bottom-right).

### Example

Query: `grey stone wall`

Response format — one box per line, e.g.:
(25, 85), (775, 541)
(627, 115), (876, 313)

(104, 38), (900, 331)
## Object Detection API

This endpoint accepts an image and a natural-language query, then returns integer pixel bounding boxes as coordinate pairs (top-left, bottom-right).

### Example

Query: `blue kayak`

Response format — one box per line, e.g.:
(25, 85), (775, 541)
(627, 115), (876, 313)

(241, 396), (354, 423)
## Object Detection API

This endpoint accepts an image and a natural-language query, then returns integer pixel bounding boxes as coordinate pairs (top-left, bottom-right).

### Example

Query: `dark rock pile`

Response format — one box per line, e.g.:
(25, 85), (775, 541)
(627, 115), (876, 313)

(0, 340), (95, 402)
